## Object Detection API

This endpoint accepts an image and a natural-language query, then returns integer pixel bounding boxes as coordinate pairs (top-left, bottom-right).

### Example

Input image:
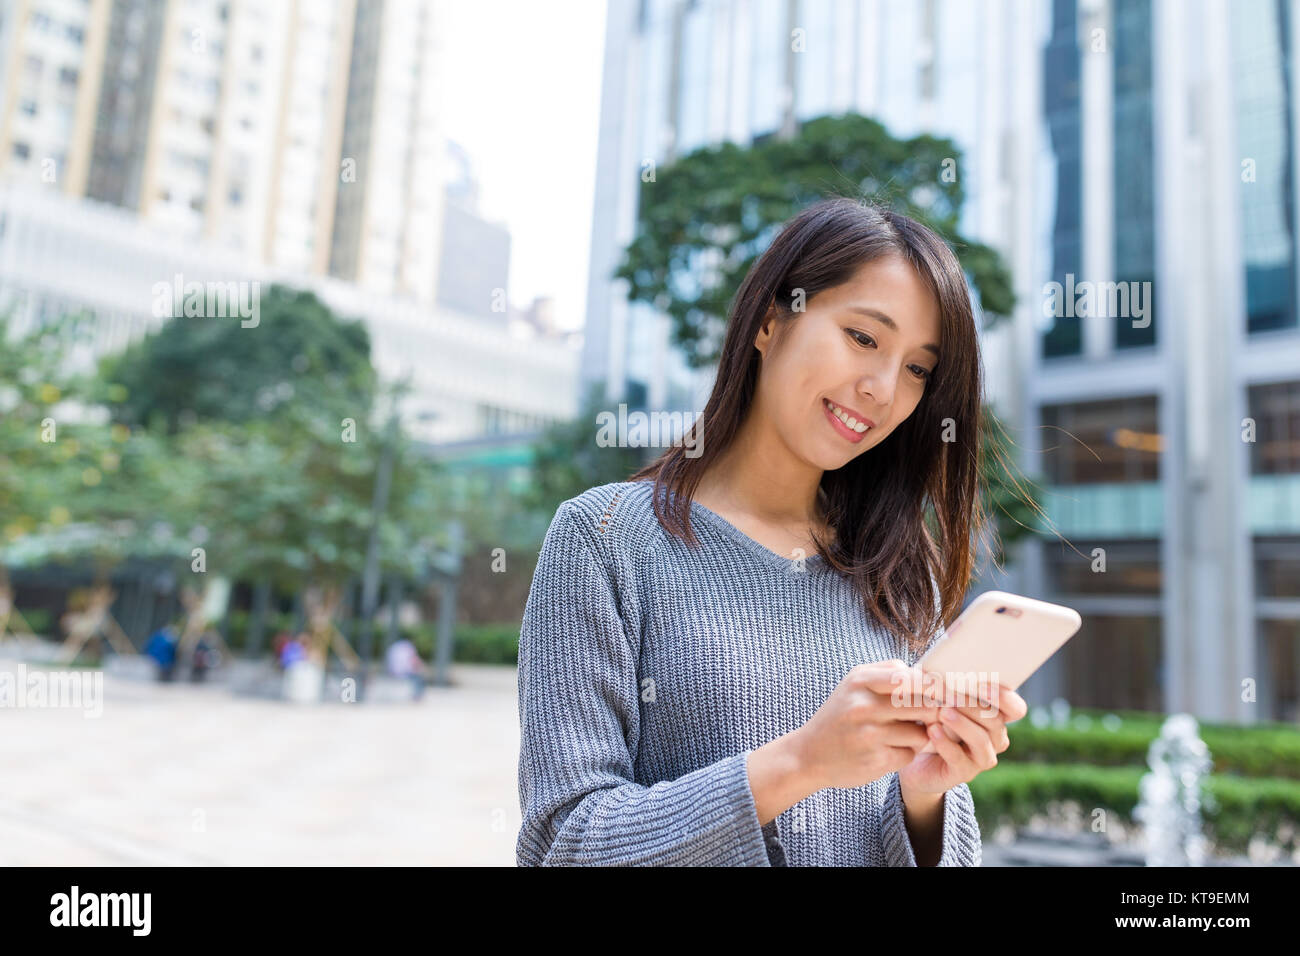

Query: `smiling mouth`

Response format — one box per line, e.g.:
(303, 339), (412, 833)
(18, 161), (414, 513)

(823, 398), (873, 442)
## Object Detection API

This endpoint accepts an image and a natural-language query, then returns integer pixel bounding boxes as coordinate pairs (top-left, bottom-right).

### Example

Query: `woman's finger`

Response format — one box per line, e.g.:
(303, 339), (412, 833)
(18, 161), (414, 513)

(950, 705), (1010, 754)
(938, 707), (998, 770)
(925, 720), (973, 774)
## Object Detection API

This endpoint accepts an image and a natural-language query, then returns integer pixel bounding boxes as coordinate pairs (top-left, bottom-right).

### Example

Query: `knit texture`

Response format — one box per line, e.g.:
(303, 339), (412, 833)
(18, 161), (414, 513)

(516, 479), (982, 866)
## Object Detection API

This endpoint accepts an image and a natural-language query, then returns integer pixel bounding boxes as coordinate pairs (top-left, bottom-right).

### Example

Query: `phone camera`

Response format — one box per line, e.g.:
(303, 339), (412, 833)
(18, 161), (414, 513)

(996, 607), (1006, 614)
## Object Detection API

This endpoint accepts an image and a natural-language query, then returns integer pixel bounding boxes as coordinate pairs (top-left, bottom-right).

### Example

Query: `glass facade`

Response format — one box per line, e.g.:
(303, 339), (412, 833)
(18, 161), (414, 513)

(1046, 538), (1163, 711)
(749, 0), (786, 138)
(1040, 395), (1162, 484)
(1046, 538), (1162, 594)
(1042, 0), (1083, 358)
(1063, 615), (1164, 711)
(1112, 0), (1157, 349)
(676, 0), (713, 154)
(1248, 380), (1300, 474)
(1231, 0), (1298, 334)
(1255, 535), (1300, 721)
(793, 0), (837, 123)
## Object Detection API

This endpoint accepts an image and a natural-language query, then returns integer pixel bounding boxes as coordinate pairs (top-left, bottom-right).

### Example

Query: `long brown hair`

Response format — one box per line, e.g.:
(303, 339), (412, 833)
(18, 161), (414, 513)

(629, 196), (990, 658)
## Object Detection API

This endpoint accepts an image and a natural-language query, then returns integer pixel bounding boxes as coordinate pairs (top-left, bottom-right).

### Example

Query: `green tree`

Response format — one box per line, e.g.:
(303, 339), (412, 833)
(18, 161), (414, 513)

(102, 287), (447, 637)
(101, 284), (377, 432)
(0, 308), (162, 575)
(614, 113), (1015, 370)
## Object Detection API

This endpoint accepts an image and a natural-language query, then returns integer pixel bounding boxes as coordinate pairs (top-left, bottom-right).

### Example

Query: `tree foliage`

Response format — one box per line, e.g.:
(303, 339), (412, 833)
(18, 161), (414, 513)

(101, 284), (377, 432)
(613, 113), (1016, 370)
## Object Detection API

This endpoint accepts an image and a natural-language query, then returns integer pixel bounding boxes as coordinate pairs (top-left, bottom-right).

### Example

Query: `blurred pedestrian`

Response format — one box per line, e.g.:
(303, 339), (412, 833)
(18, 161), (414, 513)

(143, 625), (178, 682)
(385, 637), (429, 701)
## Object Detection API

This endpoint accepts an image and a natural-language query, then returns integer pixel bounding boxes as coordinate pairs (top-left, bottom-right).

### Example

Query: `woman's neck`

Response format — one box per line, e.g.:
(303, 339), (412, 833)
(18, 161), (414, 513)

(694, 416), (826, 530)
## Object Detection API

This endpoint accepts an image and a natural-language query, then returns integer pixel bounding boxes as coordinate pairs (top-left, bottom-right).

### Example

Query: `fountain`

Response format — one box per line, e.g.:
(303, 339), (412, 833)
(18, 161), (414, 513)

(1134, 713), (1213, 866)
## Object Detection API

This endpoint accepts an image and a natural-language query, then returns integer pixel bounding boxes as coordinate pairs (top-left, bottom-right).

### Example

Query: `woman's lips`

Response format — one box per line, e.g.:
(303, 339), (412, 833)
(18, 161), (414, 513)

(823, 398), (871, 443)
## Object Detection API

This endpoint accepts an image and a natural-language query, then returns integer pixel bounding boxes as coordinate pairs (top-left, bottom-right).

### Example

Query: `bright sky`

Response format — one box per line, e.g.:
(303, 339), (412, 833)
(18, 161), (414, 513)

(440, 0), (608, 333)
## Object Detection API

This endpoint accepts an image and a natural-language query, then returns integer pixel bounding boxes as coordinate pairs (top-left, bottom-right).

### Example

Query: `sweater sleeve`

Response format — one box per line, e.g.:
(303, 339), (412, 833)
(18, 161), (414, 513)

(515, 501), (776, 866)
(880, 774), (982, 866)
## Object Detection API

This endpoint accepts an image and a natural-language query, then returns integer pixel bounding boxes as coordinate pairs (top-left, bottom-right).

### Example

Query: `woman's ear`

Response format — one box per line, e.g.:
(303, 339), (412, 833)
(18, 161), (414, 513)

(754, 301), (779, 357)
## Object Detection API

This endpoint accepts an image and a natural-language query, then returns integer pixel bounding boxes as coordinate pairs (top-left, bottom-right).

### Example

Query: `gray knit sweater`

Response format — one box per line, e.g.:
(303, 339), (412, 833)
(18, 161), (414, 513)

(515, 479), (982, 866)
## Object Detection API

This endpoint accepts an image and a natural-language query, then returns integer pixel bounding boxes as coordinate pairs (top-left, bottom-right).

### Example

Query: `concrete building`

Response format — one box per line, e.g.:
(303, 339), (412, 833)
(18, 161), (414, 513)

(328, 0), (448, 304)
(0, 0), (112, 197)
(584, 0), (1300, 722)
(0, 184), (579, 447)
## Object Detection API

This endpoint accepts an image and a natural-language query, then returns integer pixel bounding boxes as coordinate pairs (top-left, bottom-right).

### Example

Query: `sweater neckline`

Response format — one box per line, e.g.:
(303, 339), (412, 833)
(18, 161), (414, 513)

(687, 497), (829, 573)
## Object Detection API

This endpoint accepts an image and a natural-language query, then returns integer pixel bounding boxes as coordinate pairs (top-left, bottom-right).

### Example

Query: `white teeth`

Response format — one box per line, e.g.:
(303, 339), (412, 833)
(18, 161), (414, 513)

(827, 400), (870, 433)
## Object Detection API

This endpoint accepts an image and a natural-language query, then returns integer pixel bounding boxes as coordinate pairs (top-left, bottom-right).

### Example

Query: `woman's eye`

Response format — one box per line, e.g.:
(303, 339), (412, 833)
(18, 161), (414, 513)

(849, 329), (930, 381)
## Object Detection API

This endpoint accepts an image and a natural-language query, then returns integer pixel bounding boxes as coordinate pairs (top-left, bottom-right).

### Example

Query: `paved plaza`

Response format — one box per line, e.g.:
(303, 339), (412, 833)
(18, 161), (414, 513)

(3, 649), (1286, 866)
(1, 653), (522, 865)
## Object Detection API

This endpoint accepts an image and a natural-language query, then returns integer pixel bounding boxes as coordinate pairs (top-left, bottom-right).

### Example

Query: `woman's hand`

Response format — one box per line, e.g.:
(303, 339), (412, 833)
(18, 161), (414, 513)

(791, 659), (939, 791)
(897, 676), (1027, 795)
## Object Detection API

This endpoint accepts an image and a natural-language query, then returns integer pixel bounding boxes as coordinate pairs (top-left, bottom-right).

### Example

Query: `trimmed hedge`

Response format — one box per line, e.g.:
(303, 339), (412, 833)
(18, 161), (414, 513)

(1002, 708), (1300, 779)
(969, 762), (1300, 856)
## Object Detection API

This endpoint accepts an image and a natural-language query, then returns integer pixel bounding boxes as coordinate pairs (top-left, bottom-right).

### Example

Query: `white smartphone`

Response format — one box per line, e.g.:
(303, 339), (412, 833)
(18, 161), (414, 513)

(910, 590), (1082, 754)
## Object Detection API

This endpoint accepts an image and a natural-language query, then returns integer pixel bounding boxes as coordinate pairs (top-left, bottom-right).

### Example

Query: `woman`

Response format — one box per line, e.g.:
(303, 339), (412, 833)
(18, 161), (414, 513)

(516, 197), (1027, 866)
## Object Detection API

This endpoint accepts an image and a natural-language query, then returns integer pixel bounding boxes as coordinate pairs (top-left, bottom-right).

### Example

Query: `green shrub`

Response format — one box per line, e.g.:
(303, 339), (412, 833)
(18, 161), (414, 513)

(970, 763), (1300, 856)
(394, 622), (519, 666)
(1003, 708), (1300, 779)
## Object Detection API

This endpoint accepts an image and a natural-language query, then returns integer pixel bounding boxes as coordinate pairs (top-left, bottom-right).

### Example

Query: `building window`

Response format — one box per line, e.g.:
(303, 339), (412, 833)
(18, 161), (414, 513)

(1046, 538), (1161, 595)
(1247, 381), (1300, 474)
(1255, 535), (1300, 597)
(1232, 0), (1298, 333)
(59, 66), (78, 86)
(1063, 615), (1164, 712)
(1258, 620), (1300, 721)
(1113, 0), (1156, 349)
(12, 142), (31, 160)
(1042, 0), (1083, 358)
(1256, 535), (1300, 721)
(1040, 395), (1161, 484)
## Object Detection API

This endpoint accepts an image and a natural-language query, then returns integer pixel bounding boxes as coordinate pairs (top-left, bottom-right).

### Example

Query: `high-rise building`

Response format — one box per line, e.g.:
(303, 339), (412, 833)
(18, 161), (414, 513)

(585, 0), (1300, 722)
(0, 0), (450, 306)
(0, 0), (112, 196)
(329, 0), (447, 304)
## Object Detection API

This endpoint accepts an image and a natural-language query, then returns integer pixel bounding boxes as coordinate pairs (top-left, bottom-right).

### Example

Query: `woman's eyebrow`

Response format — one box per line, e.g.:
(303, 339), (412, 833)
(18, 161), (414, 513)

(844, 306), (940, 358)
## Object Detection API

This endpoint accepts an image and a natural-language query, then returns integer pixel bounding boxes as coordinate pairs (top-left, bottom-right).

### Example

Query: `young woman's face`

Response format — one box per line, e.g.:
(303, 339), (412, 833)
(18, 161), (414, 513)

(753, 254), (942, 469)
